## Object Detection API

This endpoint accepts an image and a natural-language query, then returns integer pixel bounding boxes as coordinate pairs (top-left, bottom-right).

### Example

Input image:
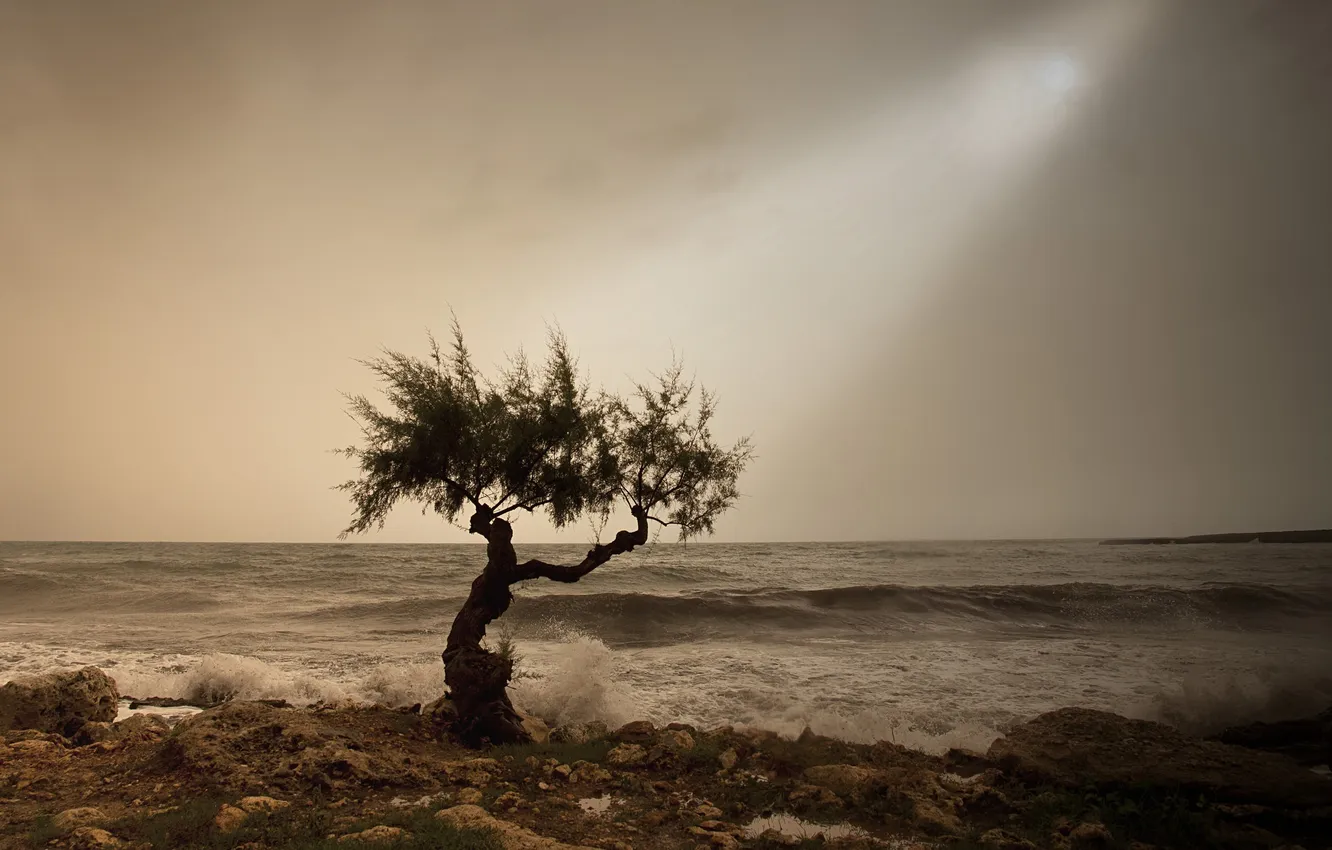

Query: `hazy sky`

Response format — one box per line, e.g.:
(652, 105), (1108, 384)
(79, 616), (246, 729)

(3, 1), (1330, 543)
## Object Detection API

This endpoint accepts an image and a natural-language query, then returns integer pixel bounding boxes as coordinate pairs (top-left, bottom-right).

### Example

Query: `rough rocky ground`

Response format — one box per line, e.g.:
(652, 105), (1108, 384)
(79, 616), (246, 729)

(2, 670), (1330, 850)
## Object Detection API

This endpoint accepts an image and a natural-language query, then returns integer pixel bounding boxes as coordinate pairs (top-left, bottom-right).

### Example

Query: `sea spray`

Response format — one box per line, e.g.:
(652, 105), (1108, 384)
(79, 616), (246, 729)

(510, 633), (641, 729)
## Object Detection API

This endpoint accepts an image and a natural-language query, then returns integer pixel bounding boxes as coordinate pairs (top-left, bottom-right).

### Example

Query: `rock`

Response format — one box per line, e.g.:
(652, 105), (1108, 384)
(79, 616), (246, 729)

(113, 714), (171, 739)
(552, 764), (572, 780)
(0, 667), (119, 736)
(1068, 821), (1114, 848)
(436, 804), (599, 850)
(695, 804), (724, 819)
(424, 694), (459, 725)
(979, 828), (1039, 850)
(988, 708), (1332, 808)
(73, 722), (116, 746)
(237, 796), (291, 814)
(1212, 707), (1332, 767)
(569, 761), (613, 784)
(214, 804), (248, 833)
(74, 714), (171, 746)
(658, 729), (695, 752)
(708, 834), (739, 850)
(457, 788), (484, 805)
(912, 799), (962, 836)
(297, 743), (376, 784)
(9, 739), (61, 755)
(606, 743), (647, 766)
(339, 825), (409, 843)
(517, 709), (550, 745)
(69, 827), (124, 849)
(717, 748), (738, 770)
(52, 808), (108, 832)
(803, 764), (884, 796)
(616, 720), (655, 741)
(450, 757), (501, 787)
(758, 829), (801, 847)
(551, 722), (608, 744)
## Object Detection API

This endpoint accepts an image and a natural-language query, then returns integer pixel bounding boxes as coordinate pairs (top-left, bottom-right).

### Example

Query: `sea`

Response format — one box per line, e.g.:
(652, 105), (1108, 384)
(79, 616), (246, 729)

(2, 540), (1330, 753)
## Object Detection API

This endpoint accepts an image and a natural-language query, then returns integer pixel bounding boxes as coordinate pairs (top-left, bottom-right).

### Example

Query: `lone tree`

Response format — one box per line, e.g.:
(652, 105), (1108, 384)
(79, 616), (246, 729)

(337, 322), (752, 745)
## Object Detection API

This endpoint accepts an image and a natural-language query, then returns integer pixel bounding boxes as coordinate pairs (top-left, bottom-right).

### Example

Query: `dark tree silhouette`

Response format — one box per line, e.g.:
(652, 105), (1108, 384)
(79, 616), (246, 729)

(337, 321), (752, 745)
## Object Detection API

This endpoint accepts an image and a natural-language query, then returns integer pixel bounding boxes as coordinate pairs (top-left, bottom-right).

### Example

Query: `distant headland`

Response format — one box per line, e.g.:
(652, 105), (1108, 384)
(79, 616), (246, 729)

(1100, 528), (1332, 545)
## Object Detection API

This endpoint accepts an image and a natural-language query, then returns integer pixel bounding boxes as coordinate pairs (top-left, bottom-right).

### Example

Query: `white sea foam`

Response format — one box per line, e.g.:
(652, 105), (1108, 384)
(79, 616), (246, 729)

(509, 632), (642, 729)
(1133, 664), (1332, 735)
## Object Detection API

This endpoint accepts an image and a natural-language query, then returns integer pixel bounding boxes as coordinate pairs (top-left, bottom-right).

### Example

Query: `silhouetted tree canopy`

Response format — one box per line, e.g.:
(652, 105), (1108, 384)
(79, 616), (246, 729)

(337, 321), (752, 542)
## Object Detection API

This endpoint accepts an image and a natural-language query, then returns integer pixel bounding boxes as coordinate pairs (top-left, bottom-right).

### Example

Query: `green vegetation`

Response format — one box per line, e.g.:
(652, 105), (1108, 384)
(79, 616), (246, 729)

(490, 737), (615, 765)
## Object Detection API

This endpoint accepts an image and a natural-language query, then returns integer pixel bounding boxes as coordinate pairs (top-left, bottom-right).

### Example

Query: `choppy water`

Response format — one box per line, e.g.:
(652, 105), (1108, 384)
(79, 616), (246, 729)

(2, 540), (1330, 752)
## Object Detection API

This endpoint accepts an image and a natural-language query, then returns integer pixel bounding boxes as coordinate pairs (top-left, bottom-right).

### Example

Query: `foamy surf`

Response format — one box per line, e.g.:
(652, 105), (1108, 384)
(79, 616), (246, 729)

(4, 540), (1330, 757)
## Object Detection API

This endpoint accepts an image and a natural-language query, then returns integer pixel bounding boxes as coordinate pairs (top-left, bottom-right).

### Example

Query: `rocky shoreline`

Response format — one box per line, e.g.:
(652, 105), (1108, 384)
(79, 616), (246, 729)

(2, 668), (1330, 850)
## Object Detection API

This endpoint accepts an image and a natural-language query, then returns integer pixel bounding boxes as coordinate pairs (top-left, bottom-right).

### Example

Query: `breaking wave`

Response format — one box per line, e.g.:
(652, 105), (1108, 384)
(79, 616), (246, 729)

(288, 582), (1332, 640)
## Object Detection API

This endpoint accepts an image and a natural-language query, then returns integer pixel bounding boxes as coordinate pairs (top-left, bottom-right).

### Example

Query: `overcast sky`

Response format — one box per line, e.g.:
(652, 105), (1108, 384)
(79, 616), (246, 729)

(2, 1), (1329, 543)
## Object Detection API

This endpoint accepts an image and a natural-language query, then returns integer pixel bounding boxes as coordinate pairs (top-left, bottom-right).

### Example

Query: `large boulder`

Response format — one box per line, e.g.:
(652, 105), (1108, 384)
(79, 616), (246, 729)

(160, 701), (418, 789)
(989, 708), (1332, 809)
(0, 667), (119, 736)
(1211, 706), (1332, 766)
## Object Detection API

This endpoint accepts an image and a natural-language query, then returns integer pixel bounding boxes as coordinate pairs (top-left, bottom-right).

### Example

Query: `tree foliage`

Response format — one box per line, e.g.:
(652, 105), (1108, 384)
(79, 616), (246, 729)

(338, 322), (752, 541)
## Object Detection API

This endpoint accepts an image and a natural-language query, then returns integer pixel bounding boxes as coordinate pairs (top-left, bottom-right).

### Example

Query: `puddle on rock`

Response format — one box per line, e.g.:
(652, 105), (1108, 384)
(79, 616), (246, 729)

(744, 814), (870, 841)
(578, 795), (619, 816)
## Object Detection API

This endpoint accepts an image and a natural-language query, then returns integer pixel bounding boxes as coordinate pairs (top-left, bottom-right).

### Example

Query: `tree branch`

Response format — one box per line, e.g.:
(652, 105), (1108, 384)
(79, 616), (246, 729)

(516, 508), (648, 583)
(493, 498), (551, 519)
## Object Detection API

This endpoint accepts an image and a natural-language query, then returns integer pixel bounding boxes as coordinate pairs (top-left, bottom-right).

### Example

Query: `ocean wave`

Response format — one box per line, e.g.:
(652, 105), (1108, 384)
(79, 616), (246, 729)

(291, 581), (1332, 639)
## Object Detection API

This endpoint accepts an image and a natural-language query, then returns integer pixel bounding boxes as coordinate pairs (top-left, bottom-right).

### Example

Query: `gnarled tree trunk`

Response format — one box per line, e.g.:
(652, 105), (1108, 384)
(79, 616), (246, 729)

(441, 508), (648, 746)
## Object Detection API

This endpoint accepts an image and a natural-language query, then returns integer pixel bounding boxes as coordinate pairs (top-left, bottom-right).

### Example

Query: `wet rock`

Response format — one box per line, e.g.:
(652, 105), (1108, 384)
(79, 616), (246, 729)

(616, 720), (656, 741)
(802, 764), (883, 796)
(757, 829), (801, 847)
(214, 804), (248, 833)
(518, 709), (550, 745)
(436, 803), (598, 850)
(52, 808), (108, 832)
(339, 825), (409, 843)
(717, 748), (738, 770)
(69, 827), (124, 849)
(0, 667), (119, 736)
(989, 708), (1332, 808)
(607, 743), (647, 766)
(550, 721), (608, 744)
(658, 729), (695, 753)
